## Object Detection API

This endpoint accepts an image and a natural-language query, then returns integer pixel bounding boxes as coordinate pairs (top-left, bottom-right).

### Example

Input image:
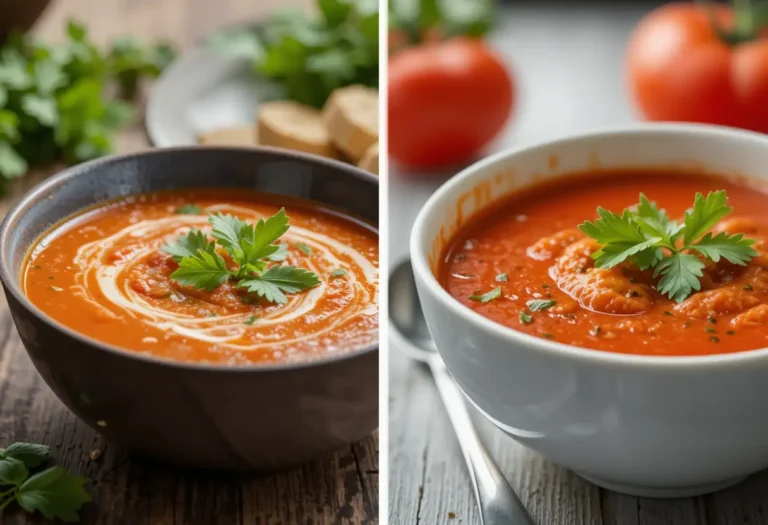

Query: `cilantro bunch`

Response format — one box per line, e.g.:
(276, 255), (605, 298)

(0, 442), (90, 522)
(208, 0), (378, 108)
(0, 20), (175, 190)
(163, 209), (320, 305)
(579, 191), (758, 303)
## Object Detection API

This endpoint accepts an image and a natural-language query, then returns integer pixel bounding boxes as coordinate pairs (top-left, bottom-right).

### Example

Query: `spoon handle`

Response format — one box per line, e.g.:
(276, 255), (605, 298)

(428, 354), (536, 525)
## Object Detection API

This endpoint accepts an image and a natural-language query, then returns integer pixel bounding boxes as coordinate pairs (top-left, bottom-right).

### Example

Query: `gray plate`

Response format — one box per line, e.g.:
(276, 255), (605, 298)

(146, 47), (279, 147)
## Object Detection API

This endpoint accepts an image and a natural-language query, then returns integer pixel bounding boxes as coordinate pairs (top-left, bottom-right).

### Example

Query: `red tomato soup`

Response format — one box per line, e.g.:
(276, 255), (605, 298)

(440, 170), (768, 356)
(23, 190), (378, 365)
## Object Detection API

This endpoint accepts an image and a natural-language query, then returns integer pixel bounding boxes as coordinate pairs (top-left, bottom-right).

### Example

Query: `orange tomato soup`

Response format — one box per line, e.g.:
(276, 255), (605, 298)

(440, 170), (768, 356)
(23, 190), (378, 365)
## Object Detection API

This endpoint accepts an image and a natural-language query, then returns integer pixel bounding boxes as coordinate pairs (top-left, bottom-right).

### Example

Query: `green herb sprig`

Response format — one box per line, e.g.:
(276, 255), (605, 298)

(208, 0), (378, 108)
(0, 20), (175, 190)
(0, 442), (90, 521)
(162, 209), (320, 305)
(579, 191), (758, 303)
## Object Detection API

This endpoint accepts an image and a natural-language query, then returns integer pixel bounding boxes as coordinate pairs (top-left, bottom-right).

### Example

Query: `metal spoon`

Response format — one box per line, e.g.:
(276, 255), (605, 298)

(389, 259), (536, 525)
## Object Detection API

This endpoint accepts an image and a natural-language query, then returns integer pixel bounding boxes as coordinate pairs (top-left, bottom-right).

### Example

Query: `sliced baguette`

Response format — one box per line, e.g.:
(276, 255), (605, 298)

(257, 101), (337, 159)
(358, 144), (378, 175)
(198, 126), (257, 146)
(323, 85), (378, 162)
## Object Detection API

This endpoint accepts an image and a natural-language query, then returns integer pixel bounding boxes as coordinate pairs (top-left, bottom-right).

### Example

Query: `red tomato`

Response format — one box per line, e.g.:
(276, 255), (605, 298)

(388, 38), (515, 170)
(627, 2), (768, 132)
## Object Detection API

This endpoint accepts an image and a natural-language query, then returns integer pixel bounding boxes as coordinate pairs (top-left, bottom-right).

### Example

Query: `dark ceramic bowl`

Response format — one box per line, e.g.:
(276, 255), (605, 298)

(0, 147), (379, 470)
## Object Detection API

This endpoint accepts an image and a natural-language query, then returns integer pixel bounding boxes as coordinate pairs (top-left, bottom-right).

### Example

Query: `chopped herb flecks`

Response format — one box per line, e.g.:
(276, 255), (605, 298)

(709, 336), (720, 343)
(542, 333), (554, 339)
(244, 315), (257, 325)
(526, 299), (557, 312)
(519, 311), (532, 324)
(589, 326), (601, 336)
(296, 242), (312, 255)
(331, 268), (348, 278)
(469, 287), (502, 303)
(176, 204), (202, 215)
(495, 273), (508, 282)
(744, 284), (754, 291)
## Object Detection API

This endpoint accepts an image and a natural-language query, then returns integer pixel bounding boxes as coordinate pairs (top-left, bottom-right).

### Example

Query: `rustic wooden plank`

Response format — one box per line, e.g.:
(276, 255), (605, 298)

(0, 0), (378, 523)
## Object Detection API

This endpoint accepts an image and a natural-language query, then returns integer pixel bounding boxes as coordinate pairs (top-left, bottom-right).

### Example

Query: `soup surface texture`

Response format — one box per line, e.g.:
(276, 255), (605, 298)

(440, 170), (768, 356)
(24, 190), (378, 365)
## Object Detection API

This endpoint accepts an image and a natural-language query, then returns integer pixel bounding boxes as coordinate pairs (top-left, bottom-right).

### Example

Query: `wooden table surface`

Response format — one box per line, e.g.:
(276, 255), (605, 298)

(0, 1), (379, 524)
(388, 2), (768, 524)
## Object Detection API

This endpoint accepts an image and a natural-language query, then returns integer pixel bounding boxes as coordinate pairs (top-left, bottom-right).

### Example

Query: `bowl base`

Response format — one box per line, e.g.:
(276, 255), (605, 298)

(576, 472), (747, 498)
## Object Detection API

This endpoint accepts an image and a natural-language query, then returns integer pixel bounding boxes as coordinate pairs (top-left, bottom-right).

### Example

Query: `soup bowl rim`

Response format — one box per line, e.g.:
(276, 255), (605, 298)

(410, 122), (768, 370)
(0, 145), (379, 373)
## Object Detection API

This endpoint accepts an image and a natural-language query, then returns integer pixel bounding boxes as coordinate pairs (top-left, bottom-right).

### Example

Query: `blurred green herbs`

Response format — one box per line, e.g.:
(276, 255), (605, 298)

(389, 0), (496, 42)
(0, 20), (175, 191)
(208, 0), (378, 108)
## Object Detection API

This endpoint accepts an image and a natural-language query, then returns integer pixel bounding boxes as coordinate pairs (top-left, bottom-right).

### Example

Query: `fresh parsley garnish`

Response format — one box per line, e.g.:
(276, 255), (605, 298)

(0, 442), (90, 521)
(175, 204), (202, 215)
(519, 311), (532, 324)
(526, 299), (557, 312)
(162, 209), (320, 305)
(244, 315), (257, 325)
(0, 20), (175, 191)
(331, 268), (348, 278)
(579, 191), (758, 303)
(208, 0), (378, 108)
(469, 286), (501, 303)
(495, 273), (508, 282)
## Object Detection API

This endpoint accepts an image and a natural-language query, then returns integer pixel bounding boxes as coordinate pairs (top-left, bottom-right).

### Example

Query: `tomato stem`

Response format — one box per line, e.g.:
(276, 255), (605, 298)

(699, 0), (766, 45)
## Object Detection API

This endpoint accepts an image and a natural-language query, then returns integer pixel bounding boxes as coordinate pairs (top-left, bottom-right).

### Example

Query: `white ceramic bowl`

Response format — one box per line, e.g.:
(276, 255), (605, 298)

(410, 123), (768, 498)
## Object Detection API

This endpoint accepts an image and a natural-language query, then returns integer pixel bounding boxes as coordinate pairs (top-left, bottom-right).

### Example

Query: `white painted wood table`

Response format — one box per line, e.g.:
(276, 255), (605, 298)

(387, 2), (768, 523)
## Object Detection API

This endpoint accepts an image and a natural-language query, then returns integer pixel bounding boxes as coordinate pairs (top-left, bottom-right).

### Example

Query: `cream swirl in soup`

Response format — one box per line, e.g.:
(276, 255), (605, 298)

(23, 191), (379, 365)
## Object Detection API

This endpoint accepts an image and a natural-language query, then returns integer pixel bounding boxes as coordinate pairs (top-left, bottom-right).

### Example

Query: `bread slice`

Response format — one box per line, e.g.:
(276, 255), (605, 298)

(358, 143), (378, 175)
(198, 126), (257, 146)
(257, 101), (337, 159)
(323, 85), (378, 162)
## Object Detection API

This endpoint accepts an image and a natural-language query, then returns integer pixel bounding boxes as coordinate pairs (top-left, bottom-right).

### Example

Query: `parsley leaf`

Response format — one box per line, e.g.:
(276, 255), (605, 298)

(268, 243), (289, 262)
(238, 209), (290, 265)
(209, 213), (247, 254)
(170, 251), (231, 292)
(1, 443), (50, 468)
(0, 457), (29, 485)
(578, 208), (646, 246)
(691, 232), (757, 265)
(580, 191), (756, 303)
(469, 287), (501, 303)
(16, 467), (91, 522)
(0, 443), (91, 522)
(239, 266), (321, 305)
(654, 253), (705, 303)
(162, 230), (214, 262)
(519, 311), (532, 324)
(684, 191), (731, 244)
